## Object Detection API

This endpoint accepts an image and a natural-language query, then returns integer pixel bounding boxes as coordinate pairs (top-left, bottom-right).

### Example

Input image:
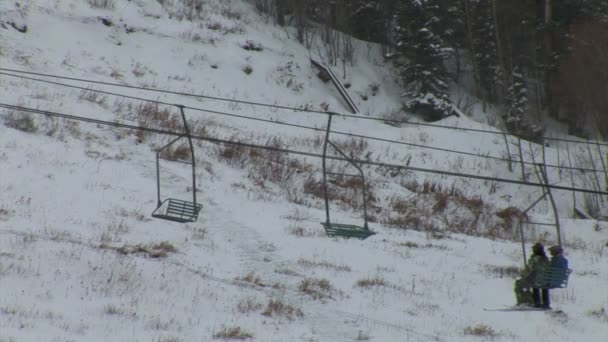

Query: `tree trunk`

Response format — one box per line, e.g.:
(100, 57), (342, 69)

(463, 0), (481, 99)
(276, 0), (286, 26)
(491, 0), (508, 103)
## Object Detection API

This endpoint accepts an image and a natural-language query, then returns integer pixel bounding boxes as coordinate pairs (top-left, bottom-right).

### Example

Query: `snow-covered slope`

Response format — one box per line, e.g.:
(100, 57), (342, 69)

(1, 1), (607, 341)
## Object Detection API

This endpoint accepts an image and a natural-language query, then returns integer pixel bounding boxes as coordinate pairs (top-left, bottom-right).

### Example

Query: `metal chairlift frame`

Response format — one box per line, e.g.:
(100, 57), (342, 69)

(152, 105), (202, 223)
(518, 163), (563, 265)
(321, 113), (376, 239)
(517, 162), (571, 287)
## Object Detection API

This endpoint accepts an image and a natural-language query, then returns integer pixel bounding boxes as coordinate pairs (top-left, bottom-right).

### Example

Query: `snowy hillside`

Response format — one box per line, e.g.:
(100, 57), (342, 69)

(1, 1), (607, 341)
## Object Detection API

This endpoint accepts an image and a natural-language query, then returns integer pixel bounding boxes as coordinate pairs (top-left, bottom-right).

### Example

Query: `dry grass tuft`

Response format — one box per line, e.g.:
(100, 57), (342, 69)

(285, 225), (318, 237)
(100, 241), (177, 258)
(463, 324), (497, 337)
(4, 109), (37, 133)
(588, 307), (608, 321)
(134, 103), (177, 142)
(261, 299), (303, 320)
(238, 272), (265, 287)
(237, 297), (263, 314)
(484, 264), (520, 278)
(298, 278), (338, 300)
(212, 326), (254, 340)
(355, 276), (387, 289)
(395, 241), (447, 250)
(297, 259), (351, 272)
(242, 65), (253, 75)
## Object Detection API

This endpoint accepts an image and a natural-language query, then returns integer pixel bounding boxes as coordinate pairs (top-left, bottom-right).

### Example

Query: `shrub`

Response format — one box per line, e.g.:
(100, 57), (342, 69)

(333, 137), (368, 159)
(355, 276), (387, 289)
(261, 299), (303, 320)
(483, 265), (520, 278)
(102, 241), (177, 259)
(238, 272), (265, 287)
(4, 110), (37, 133)
(463, 324), (497, 337)
(297, 259), (351, 272)
(237, 298), (263, 314)
(212, 326), (253, 340)
(104, 304), (125, 315)
(240, 40), (263, 51)
(395, 241), (447, 250)
(89, 0), (114, 9)
(355, 330), (371, 341)
(135, 102), (176, 143)
(79, 89), (107, 107)
(588, 307), (608, 321)
(298, 278), (337, 300)
(242, 65), (253, 75)
(286, 225), (317, 237)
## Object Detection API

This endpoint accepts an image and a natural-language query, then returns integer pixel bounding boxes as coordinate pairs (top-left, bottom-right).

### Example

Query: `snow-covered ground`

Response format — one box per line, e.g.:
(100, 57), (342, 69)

(1, 1), (607, 341)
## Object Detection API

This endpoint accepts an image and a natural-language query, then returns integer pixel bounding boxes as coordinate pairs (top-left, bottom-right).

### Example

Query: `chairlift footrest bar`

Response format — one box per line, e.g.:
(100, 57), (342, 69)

(321, 222), (375, 240)
(152, 198), (202, 223)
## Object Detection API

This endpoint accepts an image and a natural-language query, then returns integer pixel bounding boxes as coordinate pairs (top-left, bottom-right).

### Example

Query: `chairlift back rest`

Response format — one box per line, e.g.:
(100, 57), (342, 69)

(534, 267), (572, 289)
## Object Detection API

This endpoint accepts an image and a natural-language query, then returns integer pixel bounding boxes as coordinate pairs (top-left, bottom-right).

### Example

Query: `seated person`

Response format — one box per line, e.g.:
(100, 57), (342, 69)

(514, 242), (549, 306)
(548, 245), (569, 287)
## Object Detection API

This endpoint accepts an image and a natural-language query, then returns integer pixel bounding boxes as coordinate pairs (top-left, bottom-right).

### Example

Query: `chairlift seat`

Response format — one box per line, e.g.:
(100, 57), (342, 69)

(321, 222), (376, 240)
(152, 198), (201, 223)
(533, 267), (572, 289)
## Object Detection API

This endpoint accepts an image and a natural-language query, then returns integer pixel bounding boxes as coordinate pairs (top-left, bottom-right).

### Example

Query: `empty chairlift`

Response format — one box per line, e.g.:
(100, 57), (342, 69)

(321, 113), (376, 239)
(152, 105), (202, 223)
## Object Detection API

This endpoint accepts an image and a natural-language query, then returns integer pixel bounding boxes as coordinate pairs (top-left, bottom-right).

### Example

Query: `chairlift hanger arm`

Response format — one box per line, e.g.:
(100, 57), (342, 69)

(157, 135), (186, 154)
(327, 140), (364, 175)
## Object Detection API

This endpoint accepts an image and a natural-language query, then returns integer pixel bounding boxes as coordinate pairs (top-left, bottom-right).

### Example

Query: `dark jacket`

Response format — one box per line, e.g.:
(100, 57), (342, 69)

(550, 255), (568, 270)
(522, 254), (549, 282)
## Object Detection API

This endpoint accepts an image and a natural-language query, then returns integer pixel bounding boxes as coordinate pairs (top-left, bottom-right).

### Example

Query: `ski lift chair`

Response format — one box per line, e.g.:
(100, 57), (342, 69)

(320, 114), (376, 239)
(152, 105), (202, 223)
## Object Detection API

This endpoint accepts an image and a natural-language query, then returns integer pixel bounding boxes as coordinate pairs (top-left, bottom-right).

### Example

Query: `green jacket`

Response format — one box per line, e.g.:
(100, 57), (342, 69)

(521, 254), (549, 282)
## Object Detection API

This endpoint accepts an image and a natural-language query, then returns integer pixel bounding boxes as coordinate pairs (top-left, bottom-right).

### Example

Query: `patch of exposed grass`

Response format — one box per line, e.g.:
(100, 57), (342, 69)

(4, 109), (37, 133)
(238, 272), (265, 287)
(588, 307), (608, 321)
(237, 297), (263, 314)
(261, 299), (303, 320)
(297, 259), (351, 272)
(355, 276), (387, 289)
(103, 304), (125, 316)
(395, 241), (447, 250)
(463, 324), (497, 337)
(100, 241), (177, 258)
(237, 272), (284, 289)
(286, 225), (317, 237)
(298, 278), (338, 300)
(483, 264), (520, 278)
(355, 330), (371, 341)
(213, 326), (253, 340)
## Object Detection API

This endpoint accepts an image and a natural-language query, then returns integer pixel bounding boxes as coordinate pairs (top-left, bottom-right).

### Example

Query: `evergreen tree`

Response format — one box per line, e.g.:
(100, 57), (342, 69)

(470, 0), (501, 103)
(395, 0), (453, 121)
(505, 68), (543, 139)
(505, 68), (527, 134)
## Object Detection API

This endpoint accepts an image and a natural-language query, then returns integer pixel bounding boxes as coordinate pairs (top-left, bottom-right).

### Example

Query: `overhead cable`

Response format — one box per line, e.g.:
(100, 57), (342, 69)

(2, 102), (606, 196)
(1, 67), (606, 146)
(1, 71), (603, 174)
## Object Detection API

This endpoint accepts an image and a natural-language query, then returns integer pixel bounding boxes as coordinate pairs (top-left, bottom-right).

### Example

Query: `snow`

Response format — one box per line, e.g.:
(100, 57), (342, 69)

(1, 1), (607, 341)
